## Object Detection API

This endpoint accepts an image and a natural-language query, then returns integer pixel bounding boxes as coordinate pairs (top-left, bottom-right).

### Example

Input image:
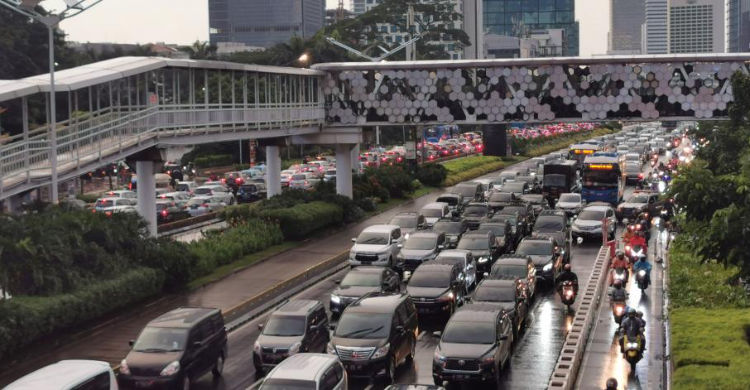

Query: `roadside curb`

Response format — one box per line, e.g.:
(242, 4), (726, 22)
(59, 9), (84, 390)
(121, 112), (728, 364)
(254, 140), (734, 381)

(548, 245), (611, 389)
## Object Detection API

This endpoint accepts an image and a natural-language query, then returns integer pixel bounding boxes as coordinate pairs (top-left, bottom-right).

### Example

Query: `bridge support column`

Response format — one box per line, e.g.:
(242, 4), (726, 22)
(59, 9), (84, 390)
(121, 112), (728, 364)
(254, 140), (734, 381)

(336, 144), (354, 199)
(481, 124), (508, 157)
(6, 195), (25, 214)
(136, 161), (157, 237)
(266, 145), (281, 198)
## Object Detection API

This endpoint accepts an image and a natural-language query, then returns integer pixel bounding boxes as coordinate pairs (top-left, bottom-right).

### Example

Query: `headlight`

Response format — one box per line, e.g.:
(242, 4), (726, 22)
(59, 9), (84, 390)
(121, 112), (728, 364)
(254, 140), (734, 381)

(638, 270), (646, 277)
(372, 343), (390, 359)
(120, 360), (131, 375)
(160, 361), (180, 376)
(404, 233), (410, 240)
(478, 257), (489, 263)
(433, 350), (446, 362)
(436, 291), (455, 302)
(289, 341), (302, 355)
(627, 342), (638, 349)
(543, 263), (553, 272)
(481, 353), (496, 364)
(327, 343), (337, 355)
(254, 340), (261, 353)
(331, 294), (341, 304)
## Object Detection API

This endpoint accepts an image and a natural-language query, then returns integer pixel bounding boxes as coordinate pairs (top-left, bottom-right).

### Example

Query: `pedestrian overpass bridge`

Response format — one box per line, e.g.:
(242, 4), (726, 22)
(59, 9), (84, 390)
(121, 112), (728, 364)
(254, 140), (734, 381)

(1, 53), (748, 228)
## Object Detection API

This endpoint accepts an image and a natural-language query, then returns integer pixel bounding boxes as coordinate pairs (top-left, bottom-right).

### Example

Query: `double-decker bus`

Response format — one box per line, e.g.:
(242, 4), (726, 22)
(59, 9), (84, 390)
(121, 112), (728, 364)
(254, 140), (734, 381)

(568, 143), (599, 166)
(581, 153), (624, 206)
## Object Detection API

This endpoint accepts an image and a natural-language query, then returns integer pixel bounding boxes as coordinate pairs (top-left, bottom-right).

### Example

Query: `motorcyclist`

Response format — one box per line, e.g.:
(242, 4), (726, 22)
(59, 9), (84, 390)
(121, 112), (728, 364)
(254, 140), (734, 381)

(622, 225), (636, 243)
(658, 161), (667, 172)
(557, 264), (579, 295)
(637, 211), (651, 230)
(610, 279), (628, 302)
(610, 251), (630, 285)
(629, 231), (648, 256)
(621, 308), (645, 353)
(633, 255), (653, 287)
(605, 378), (619, 390)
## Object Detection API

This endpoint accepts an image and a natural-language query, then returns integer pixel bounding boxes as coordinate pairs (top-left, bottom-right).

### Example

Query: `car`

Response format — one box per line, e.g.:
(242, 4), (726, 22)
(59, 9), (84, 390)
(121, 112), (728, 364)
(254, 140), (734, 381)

(451, 182), (485, 205)
(156, 200), (190, 224)
(500, 201), (535, 234)
(407, 263), (466, 316)
(119, 307), (227, 390)
(186, 196), (226, 217)
(236, 183), (267, 204)
(328, 292), (418, 383)
(395, 231), (446, 275)
(473, 178), (494, 199)
(385, 386), (444, 390)
(259, 353), (346, 390)
(488, 211), (524, 248)
(324, 169), (337, 182)
(93, 197), (137, 216)
(476, 220), (514, 255)
(330, 267), (401, 316)
(456, 231), (497, 277)
(432, 304), (513, 387)
(461, 202), (493, 230)
(103, 190), (137, 200)
(623, 162), (643, 184)
(420, 202), (452, 228)
(515, 236), (564, 285)
(349, 225), (404, 268)
(158, 192), (191, 208)
(556, 193), (584, 216)
(175, 181), (199, 195)
(470, 279), (528, 338)
(616, 191), (663, 222)
(389, 212), (427, 237)
(520, 193), (548, 219)
(289, 172), (320, 190)
(572, 204), (617, 242)
(487, 191), (517, 212)
(432, 249), (477, 292)
(155, 188), (171, 197)
(431, 217), (468, 248)
(5, 360), (118, 390)
(488, 254), (538, 299)
(532, 210), (572, 263)
(252, 300), (330, 372)
(498, 170), (520, 183)
(515, 175), (542, 193)
(194, 185), (235, 205)
(499, 181), (529, 196)
(435, 193), (464, 214)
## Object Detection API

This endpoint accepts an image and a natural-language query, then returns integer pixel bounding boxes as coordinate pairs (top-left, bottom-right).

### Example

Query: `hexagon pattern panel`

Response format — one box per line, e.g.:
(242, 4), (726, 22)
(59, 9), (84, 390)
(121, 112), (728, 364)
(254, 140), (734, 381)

(323, 62), (747, 125)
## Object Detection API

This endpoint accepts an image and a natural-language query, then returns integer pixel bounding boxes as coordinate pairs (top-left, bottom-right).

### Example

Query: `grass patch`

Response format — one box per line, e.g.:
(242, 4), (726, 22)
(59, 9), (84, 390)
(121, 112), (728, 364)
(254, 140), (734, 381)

(672, 308), (750, 390)
(187, 241), (301, 290)
(364, 185), (438, 217)
(442, 156), (527, 187)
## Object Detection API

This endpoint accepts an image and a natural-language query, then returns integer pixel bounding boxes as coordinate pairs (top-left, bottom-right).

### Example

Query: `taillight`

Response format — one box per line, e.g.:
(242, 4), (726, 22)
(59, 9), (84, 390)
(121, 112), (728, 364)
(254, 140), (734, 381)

(304, 180), (309, 185)
(105, 211), (113, 217)
(161, 210), (168, 217)
(638, 173), (643, 179)
(235, 178), (243, 184)
(92, 209), (96, 213)
(222, 178), (227, 183)
(202, 203), (209, 208)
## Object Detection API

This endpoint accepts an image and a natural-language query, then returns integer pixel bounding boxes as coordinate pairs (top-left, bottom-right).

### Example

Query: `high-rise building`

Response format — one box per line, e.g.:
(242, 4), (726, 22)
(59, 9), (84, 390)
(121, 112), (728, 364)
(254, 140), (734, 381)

(668, 0), (724, 53)
(483, 0), (579, 56)
(727, 0), (750, 52)
(463, 0), (484, 59)
(209, 0), (325, 48)
(609, 0), (645, 54)
(642, 0), (668, 54)
(351, 0), (381, 14)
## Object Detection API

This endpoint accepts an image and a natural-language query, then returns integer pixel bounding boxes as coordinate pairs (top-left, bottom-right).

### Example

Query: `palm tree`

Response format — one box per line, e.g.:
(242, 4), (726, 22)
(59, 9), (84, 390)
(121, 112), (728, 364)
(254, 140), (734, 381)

(187, 41), (217, 60)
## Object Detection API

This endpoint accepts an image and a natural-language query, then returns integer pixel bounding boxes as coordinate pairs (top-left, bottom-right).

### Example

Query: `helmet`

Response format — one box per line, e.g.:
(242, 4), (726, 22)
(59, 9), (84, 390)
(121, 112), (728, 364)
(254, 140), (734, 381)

(564, 264), (572, 271)
(606, 378), (618, 389)
(614, 279), (623, 288)
(616, 250), (625, 259)
(627, 307), (636, 316)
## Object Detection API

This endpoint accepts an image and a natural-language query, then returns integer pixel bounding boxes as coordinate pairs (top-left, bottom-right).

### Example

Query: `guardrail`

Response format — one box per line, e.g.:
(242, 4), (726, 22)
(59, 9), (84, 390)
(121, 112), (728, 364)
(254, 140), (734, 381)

(548, 245), (611, 389)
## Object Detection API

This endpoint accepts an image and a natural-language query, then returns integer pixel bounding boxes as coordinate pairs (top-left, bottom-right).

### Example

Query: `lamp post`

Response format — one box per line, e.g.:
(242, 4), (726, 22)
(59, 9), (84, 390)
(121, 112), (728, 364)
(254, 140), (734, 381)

(282, 53), (310, 67)
(0, 0), (105, 203)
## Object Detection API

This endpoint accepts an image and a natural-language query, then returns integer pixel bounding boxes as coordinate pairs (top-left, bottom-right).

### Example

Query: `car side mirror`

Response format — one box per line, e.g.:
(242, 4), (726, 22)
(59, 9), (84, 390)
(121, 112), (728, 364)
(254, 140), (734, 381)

(351, 238), (357, 242)
(438, 245), (445, 250)
(258, 323), (265, 331)
(129, 339), (135, 347)
(395, 325), (405, 333)
(334, 279), (341, 285)
(397, 244), (403, 248)
(329, 324), (336, 331)
(433, 331), (443, 338)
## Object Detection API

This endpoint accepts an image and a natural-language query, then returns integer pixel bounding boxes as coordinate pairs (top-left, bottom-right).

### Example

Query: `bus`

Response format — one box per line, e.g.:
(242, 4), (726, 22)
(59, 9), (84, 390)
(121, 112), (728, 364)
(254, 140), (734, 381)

(581, 153), (624, 206)
(568, 143), (599, 166)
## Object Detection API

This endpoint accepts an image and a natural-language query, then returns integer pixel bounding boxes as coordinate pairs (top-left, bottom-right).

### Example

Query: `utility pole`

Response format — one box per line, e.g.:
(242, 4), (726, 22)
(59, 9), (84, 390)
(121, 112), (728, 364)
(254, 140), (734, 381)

(405, 4), (417, 61)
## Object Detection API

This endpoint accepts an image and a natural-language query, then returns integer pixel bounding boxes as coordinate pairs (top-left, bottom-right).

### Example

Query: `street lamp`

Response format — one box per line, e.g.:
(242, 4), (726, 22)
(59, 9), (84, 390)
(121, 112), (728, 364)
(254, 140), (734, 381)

(0, 0), (105, 203)
(282, 53), (310, 67)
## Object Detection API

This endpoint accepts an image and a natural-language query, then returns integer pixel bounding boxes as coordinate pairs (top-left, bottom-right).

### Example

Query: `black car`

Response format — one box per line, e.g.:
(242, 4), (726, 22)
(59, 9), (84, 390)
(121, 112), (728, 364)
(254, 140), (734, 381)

(156, 200), (190, 224)
(407, 263), (465, 316)
(253, 300), (329, 372)
(532, 210), (571, 263)
(489, 255), (538, 299)
(237, 183), (266, 204)
(476, 220), (514, 254)
(486, 211), (524, 248)
(435, 193), (464, 215)
(396, 232), (446, 275)
(516, 175), (542, 194)
(329, 292), (418, 383)
(456, 231), (497, 277)
(119, 307), (228, 390)
(515, 236), (564, 285)
(432, 217), (468, 249)
(487, 192), (517, 212)
(520, 194), (548, 219)
(330, 267), (401, 317)
(503, 201), (535, 231)
(470, 279), (528, 338)
(433, 304), (513, 387)
(461, 202), (493, 230)
(499, 181), (530, 196)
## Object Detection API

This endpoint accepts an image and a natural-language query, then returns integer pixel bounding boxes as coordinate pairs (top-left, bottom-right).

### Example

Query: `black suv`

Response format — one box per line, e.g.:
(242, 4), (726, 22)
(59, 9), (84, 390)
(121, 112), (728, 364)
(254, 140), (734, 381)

(407, 263), (465, 316)
(476, 220), (514, 254)
(396, 231), (446, 275)
(470, 279), (528, 338)
(502, 201), (535, 232)
(329, 292), (418, 384)
(515, 236), (564, 285)
(452, 182), (485, 205)
(253, 300), (329, 372)
(119, 307), (228, 390)
(532, 210), (571, 264)
(432, 217), (468, 248)
(461, 202), (493, 230)
(433, 304), (513, 387)
(330, 267), (401, 317)
(237, 183), (266, 204)
(516, 175), (542, 194)
(489, 254), (538, 299)
(521, 194), (548, 218)
(487, 191), (517, 212)
(456, 231), (497, 277)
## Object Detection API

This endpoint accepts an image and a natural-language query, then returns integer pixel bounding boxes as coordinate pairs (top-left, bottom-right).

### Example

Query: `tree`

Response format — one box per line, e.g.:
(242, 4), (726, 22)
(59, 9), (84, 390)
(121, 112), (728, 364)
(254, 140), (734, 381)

(185, 40), (217, 60)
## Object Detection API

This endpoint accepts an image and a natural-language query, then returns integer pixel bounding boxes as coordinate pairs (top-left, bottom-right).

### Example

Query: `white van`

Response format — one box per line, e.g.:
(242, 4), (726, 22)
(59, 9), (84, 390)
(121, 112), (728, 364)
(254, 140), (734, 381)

(5, 360), (118, 390)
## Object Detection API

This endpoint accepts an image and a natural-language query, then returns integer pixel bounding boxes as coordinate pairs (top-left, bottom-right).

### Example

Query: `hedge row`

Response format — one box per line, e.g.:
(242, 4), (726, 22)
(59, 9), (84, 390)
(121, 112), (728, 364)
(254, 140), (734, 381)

(522, 128), (618, 157)
(442, 160), (509, 187)
(442, 156), (502, 174)
(0, 267), (164, 361)
(194, 154), (234, 168)
(260, 201), (343, 240)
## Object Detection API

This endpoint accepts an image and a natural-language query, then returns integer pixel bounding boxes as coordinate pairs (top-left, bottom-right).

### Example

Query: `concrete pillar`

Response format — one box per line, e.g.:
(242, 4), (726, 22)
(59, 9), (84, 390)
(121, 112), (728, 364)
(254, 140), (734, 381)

(266, 145), (282, 198)
(136, 160), (157, 237)
(336, 144), (354, 199)
(481, 124), (508, 157)
(6, 195), (25, 214)
(350, 143), (360, 172)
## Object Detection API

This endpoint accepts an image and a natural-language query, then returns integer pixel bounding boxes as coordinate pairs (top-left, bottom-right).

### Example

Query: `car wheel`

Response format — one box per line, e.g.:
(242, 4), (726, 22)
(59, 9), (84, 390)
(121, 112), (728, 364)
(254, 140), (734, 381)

(182, 376), (191, 390)
(405, 336), (416, 364)
(212, 353), (224, 377)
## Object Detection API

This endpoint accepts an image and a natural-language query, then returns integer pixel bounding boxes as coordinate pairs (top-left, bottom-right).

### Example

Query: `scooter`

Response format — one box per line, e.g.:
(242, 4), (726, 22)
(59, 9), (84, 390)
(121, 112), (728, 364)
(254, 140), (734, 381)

(626, 244), (647, 265)
(611, 266), (630, 285)
(612, 300), (627, 324)
(560, 281), (576, 311)
(623, 334), (643, 374)
(636, 269), (650, 292)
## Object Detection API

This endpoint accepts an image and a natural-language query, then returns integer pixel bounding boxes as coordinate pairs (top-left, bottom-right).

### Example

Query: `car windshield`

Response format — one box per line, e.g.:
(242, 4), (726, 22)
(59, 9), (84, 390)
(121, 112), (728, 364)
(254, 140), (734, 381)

(261, 379), (317, 390)
(517, 241), (552, 256)
(625, 164), (641, 173)
(503, 206), (526, 216)
(421, 208), (444, 218)
(357, 232), (390, 245)
(176, 184), (191, 192)
(335, 313), (391, 339)
(463, 206), (487, 217)
(477, 224), (506, 236)
(341, 271), (381, 287)
(491, 265), (528, 279)
(628, 195), (649, 204)
(156, 203), (170, 211)
(543, 174), (567, 186)
(559, 194), (580, 203)
(436, 196), (459, 206)
(489, 193), (513, 202)
(390, 216), (417, 229)
(534, 216), (564, 231)
(474, 286), (515, 302)
(95, 199), (114, 208)
(457, 237), (488, 250)
(133, 327), (188, 352)
(404, 237), (437, 250)
(263, 315), (305, 337)
(453, 185), (478, 197)
(194, 188), (212, 195)
(522, 195), (543, 204)
(409, 270), (450, 288)
(433, 222), (462, 235)
(240, 185), (256, 192)
(578, 210), (605, 220)
(292, 174), (307, 180)
(442, 321), (495, 344)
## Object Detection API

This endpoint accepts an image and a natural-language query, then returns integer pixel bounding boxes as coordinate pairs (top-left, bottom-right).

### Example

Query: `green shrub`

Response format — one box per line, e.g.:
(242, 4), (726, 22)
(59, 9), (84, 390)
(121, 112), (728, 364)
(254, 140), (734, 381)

(443, 156), (502, 174)
(260, 201), (343, 240)
(194, 154), (234, 168)
(0, 267), (164, 361)
(357, 197), (378, 212)
(143, 239), (199, 292)
(442, 160), (507, 187)
(415, 164), (448, 187)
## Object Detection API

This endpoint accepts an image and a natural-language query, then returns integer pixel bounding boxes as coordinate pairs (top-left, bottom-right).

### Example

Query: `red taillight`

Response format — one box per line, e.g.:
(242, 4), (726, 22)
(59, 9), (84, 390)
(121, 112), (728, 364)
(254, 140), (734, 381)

(221, 178), (227, 183)
(638, 173), (643, 179)
(235, 178), (243, 184)
(161, 210), (168, 217)
(128, 183), (133, 190)
(105, 211), (113, 217)
(92, 209), (96, 213)
(304, 180), (309, 185)
(201, 203), (209, 208)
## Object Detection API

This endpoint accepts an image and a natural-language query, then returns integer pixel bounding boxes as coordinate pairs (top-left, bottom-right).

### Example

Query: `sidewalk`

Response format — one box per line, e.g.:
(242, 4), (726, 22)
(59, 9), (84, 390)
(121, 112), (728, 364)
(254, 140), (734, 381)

(0, 188), (447, 386)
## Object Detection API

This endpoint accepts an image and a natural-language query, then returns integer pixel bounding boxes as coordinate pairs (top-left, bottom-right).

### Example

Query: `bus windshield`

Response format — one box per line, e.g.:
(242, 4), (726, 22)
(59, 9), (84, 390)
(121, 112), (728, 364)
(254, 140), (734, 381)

(582, 166), (620, 188)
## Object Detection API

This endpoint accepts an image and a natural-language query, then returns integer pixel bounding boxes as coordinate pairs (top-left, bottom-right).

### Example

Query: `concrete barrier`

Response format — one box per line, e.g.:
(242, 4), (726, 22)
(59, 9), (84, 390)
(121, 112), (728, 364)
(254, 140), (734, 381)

(548, 245), (611, 390)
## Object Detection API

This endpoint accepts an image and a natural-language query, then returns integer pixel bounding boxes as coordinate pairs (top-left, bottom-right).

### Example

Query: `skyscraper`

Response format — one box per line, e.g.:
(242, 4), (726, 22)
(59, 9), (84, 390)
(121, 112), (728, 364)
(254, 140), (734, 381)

(209, 0), (325, 48)
(727, 0), (750, 52)
(643, 0), (668, 54)
(609, 0), (645, 54)
(483, 0), (579, 56)
(668, 0), (724, 53)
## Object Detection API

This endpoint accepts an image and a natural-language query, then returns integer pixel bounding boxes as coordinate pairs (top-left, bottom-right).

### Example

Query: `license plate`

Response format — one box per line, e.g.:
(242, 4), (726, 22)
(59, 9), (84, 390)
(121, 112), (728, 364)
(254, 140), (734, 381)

(361, 261), (371, 265)
(346, 364), (362, 371)
(452, 375), (471, 381)
(418, 307), (430, 313)
(135, 381), (153, 388)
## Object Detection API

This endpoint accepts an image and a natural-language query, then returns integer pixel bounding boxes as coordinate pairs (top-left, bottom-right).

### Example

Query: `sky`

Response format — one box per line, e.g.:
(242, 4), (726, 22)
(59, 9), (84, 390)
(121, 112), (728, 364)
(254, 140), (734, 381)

(60, 0), (610, 57)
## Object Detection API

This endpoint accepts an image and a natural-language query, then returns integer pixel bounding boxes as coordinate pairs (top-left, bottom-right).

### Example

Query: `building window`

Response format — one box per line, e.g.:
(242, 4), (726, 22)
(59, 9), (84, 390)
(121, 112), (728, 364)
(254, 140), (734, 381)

(396, 35), (403, 42)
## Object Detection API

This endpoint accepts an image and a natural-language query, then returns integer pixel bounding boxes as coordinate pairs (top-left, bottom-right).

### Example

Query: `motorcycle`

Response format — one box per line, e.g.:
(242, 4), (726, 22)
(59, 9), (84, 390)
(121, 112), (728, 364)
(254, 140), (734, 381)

(636, 269), (650, 292)
(560, 281), (576, 311)
(611, 266), (629, 285)
(623, 334), (643, 374)
(625, 244), (647, 265)
(612, 300), (627, 324)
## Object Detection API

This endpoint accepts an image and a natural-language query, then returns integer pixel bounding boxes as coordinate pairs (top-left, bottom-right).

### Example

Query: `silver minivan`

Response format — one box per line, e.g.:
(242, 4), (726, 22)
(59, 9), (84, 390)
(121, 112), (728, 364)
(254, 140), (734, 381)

(260, 354), (347, 390)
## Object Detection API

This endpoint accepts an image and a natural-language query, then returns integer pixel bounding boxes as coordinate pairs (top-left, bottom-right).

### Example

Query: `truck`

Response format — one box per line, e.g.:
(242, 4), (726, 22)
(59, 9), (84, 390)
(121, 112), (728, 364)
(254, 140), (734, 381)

(542, 160), (579, 206)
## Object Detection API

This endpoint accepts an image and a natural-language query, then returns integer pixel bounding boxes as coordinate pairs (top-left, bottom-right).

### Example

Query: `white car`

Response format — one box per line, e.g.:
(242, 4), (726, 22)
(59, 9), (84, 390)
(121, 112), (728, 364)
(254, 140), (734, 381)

(158, 192), (191, 208)
(186, 196), (226, 217)
(194, 184), (235, 205)
(102, 190), (137, 200)
(289, 172), (319, 190)
(419, 202), (451, 227)
(5, 360), (118, 390)
(260, 354), (346, 390)
(572, 204), (617, 242)
(324, 169), (337, 182)
(93, 197), (137, 215)
(556, 193), (584, 216)
(474, 178), (494, 199)
(349, 224), (404, 268)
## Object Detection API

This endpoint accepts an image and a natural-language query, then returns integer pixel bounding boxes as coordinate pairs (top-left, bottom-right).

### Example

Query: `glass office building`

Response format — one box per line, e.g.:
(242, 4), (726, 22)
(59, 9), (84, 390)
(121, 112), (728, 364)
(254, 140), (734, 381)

(727, 0), (750, 52)
(483, 0), (579, 56)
